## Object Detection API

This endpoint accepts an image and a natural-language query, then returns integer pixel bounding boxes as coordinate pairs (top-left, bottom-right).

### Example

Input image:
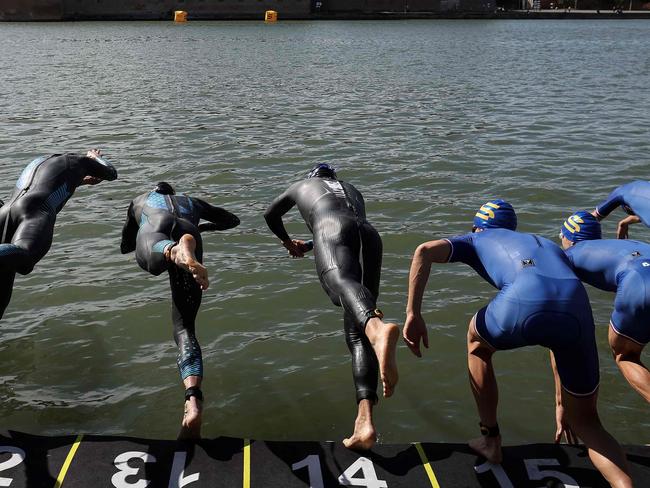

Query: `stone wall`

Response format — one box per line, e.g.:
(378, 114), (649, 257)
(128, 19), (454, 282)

(64, 0), (311, 20)
(0, 0), (501, 21)
(0, 0), (312, 21)
(322, 0), (448, 11)
(0, 0), (62, 20)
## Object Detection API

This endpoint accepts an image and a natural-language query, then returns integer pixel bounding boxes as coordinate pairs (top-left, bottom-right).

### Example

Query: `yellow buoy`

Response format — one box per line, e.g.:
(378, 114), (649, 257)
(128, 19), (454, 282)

(174, 10), (188, 22)
(264, 10), (278, 22)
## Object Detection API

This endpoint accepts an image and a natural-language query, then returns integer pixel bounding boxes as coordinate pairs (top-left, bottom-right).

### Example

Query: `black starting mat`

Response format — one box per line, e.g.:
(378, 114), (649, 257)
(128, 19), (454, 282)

(0, 431), (648, 487)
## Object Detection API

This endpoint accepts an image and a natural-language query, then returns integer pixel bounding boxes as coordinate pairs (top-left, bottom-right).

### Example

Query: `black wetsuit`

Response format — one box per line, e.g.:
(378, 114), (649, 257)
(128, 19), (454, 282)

(264, 176), (383, 404)
(120, 190), (239, 380)
(0, 154), (117, 319)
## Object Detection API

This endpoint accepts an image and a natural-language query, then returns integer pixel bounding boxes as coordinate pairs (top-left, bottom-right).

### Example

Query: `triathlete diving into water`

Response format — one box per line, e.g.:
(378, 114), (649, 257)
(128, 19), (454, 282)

(404, 200), (632, 488)
(593, 180), (650, 239)
(120, 181), (240, 440)
(0, 150), (117, 319)
(560, 210), (650, 404)
(264, 163), (399, 450)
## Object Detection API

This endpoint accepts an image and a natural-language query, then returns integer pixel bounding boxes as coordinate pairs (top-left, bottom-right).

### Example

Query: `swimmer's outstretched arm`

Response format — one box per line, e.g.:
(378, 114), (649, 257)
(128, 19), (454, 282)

(592, 185), (625, 221)
(193, 198), (240, 231)
(264, 185), (307, 257)
(404, 239), (452, 357)
(77, 149), (118, 185)
(592, 184), (643, 238)
(264, 189), (296, 243)
(120, 202), (138, 254)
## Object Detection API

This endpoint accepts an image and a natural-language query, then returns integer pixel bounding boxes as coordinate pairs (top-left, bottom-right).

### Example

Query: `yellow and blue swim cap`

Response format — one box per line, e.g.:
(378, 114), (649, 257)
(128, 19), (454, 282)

(561, 210), (601, 242)
(473, 199), (517, 231)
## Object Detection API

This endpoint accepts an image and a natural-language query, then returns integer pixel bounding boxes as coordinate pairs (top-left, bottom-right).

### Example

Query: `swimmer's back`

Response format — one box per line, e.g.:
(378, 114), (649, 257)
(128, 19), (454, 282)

(566, 239), (650, 291)
(447, 229), (578, 290)
(7, 153), (116, 213)
(134, 192), (202, 228)
(290, 178), (367, 228)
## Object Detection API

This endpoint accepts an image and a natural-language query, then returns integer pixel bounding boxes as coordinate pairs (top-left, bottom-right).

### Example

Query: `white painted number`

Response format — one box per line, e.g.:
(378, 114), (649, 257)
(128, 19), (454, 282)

(474, 461), (515, 488)
(291, 455), (324, 488)
(476, 458), (581, 488)
(292, 455), (388, 488)
(0, 447), (25, 488)
(112, 451), (157, 488)
(338, 457), (388, 488)
(525, 459), (580, 488)
(168, 451), (200, 488)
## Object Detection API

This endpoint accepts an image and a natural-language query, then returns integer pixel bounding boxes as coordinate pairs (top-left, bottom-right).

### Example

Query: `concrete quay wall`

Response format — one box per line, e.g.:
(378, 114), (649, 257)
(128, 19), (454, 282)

(1, 0), (647, 20)
(0, 0), (498, 21)
(0, 0), (311, 21)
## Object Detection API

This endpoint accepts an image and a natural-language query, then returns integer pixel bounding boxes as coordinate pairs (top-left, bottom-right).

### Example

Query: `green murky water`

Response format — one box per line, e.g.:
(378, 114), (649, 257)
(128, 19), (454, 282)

(0, 20), (648, 444)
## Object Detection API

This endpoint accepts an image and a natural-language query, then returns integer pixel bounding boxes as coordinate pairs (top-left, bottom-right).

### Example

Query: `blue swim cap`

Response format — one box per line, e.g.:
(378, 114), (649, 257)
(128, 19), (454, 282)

(473, 200), (517, 231)
(307, 163), (337, 179)
(561, 210), (601, 242)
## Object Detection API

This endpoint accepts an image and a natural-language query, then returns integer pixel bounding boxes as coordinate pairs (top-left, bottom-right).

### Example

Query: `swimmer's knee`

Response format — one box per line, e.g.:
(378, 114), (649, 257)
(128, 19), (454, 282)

(16, 264), (34, 275)
(2, 246), (36, 275)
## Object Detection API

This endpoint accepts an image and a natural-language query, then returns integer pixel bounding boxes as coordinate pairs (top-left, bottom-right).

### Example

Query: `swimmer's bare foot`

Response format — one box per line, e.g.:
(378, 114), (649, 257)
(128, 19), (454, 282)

(366, 318), (399, 398)
(170, 234), (209, 290)
(343, 400), (376, 450)
(469, 434), (502, 464)
(178, 396), (202, 440)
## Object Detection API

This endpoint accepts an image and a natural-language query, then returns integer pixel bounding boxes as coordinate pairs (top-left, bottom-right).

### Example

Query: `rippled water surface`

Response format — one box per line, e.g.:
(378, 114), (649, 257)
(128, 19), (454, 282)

(0, 20), (648, 444)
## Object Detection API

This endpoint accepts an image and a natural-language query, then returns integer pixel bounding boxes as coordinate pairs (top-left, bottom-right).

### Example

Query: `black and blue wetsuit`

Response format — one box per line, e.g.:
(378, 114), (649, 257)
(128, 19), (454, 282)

(0, 153), (117, 318)
(120, 189), (239, 381)
(447, 229), (599, 396)
(265, 176), (383, 404)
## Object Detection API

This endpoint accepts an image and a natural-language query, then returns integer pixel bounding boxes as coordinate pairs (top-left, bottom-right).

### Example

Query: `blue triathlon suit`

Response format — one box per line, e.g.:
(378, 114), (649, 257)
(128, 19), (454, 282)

(566, 239), (650, 345)
(446, 229), (599, 396)
(596, 180), (650, 226)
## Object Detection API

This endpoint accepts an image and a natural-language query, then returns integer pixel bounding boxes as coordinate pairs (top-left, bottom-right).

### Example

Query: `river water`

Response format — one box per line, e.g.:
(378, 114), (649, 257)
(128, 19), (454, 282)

(0, 20), (648, 445)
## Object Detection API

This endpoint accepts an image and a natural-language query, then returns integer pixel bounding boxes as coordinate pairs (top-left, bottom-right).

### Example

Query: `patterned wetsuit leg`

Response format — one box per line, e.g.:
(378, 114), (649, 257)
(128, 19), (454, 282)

(134, 213), (176, 276)
(169, 221), (204, 380)
(0, 199), (56, 276)
(0, 271), (16, 320)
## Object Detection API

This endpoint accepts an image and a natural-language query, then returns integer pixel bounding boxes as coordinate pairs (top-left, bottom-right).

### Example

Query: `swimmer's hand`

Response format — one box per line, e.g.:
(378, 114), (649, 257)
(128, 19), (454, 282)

(617, 215), (640, 239)
(554, 403), (578, 445)
(403, 313), (429, 358)
(80, 176), (102, 186)
(296, 240), (313, 253)
(81, 149), (112, 185)
(282, 239), (310, 258)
